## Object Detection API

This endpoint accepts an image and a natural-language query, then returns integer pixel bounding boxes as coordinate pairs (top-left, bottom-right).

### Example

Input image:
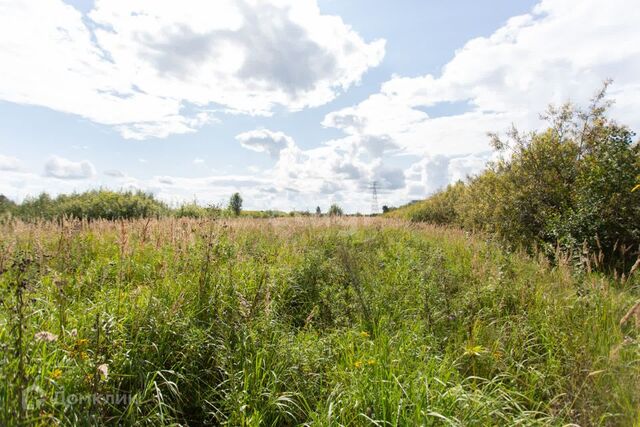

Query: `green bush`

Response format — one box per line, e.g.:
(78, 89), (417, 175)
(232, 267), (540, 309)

(15, 190), (169, 220)
(174, 202), (217, 219)
(391, 84), (640, 269)
(328, 203), (344, 216)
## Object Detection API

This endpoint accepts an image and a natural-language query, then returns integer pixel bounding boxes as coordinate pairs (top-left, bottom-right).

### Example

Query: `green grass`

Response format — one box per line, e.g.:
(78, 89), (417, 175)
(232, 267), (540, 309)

(1, 217), (638, 426)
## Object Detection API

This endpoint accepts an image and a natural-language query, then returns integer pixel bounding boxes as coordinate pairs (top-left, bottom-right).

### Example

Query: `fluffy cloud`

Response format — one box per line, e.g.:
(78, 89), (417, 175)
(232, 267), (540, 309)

(44, 156), (96, 179)
(0, 154), (23, 172)
(325, 0), (640, 162)
(236, 129), (295, 159)
(0, 0), (384, 139)
(404, 152), (493, 198)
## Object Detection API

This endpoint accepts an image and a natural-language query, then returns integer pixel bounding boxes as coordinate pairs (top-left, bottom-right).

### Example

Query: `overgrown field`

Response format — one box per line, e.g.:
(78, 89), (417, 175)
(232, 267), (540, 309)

(1, 218), (639, 426)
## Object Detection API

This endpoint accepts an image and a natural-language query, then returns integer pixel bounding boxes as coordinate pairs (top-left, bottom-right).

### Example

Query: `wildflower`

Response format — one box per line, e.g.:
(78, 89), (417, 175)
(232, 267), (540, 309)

(50, 369), (63, 380)
(354, 360), (363, 369)
(97, 363), (109, 381)
(367, 359), (376, 366)
(34, 331), (58, 343)
(80, 351), (89, 360)
(359, 331), (370, 339)
(463, 344), (486, 357)
(76, 338), (89, 347)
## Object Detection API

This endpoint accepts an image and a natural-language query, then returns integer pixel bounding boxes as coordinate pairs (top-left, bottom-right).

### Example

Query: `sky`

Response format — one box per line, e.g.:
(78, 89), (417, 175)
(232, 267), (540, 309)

(1, 0), (639, 213)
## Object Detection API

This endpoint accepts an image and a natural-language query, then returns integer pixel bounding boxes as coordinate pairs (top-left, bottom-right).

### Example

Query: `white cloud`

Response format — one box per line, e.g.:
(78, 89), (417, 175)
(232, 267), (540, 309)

(193, 158), (205, 165)
(236, 129), (295, 159)
(44, 155), (96, 179)
(404, 152), (493, 198)
(0, 0), (385, 139)
(0, 154), (24, 172)
(324, 0), (640, 164)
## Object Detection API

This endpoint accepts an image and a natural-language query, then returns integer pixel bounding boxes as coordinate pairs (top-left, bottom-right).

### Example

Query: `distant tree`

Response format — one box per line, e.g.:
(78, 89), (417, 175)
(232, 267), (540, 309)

(228, 192), (243, 216)
(0, 194), (16, 214)
(382, 205), (389, 214)
(328, 203), (343, 216)
(315, 206), (321, 216)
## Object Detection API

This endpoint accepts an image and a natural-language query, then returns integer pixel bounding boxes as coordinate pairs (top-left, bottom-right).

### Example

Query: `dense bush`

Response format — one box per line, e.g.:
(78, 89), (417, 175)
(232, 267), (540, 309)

(11, 190), (169, 221)
(174, 202), (220, 219)
(328, 203), (344, 216)
(391, 84), (640, 269)
(0, 195), (16, 216)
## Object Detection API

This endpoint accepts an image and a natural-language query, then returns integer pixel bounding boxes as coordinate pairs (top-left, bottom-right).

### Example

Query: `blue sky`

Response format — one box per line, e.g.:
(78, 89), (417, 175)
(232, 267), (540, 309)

(1, 0), (638, 212)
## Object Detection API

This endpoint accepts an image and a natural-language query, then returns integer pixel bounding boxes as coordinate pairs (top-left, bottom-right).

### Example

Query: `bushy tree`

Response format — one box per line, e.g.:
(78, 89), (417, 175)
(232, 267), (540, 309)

(395, 82), (640, 269)
(328, 204), (343, 216)
(0, 194), (16, 215)
(228, 193), (243, 216)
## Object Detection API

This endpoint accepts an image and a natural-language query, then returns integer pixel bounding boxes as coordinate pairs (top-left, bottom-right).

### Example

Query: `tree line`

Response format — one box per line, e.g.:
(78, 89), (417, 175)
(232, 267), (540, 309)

(0, 190), (349, 221)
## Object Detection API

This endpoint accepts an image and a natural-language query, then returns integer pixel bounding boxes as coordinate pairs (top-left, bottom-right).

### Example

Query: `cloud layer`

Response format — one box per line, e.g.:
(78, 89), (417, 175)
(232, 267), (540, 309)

(324, 0), (640, 193)
(0, 0), (385, 139)
(1, 0), (639, 212)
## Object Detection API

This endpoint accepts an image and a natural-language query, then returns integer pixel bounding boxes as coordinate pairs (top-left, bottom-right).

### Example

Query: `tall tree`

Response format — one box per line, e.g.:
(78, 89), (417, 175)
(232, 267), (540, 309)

(229, 192), (243, 216)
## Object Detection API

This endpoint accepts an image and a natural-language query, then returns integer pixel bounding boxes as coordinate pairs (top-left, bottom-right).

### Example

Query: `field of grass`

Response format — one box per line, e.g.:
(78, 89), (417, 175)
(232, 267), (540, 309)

(1, 217), (639, 426)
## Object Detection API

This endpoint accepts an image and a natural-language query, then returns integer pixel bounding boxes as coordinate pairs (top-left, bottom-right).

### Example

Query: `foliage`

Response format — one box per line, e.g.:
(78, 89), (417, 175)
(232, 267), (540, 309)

(0, 195), (16, 218)
(328, 203), (344, 216)
(0, 217), (638, 425)
(14, 190), (169, 221)
(228, 192), (243, 216)
(174, 202), (221, 219)
(390, 84), (640, 269)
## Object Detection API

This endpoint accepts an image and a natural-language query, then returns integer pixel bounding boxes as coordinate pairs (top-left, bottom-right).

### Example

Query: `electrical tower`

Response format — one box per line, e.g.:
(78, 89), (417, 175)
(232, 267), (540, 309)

(369, 180), (379, 215)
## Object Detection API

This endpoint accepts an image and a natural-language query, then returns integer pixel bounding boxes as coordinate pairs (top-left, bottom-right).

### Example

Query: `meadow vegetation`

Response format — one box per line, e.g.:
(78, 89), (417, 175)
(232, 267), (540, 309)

(1, 217), (639, 426)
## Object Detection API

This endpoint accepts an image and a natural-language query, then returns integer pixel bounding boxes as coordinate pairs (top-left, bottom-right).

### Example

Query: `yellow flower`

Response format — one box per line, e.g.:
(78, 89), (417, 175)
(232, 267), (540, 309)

(50, 369), (62, 380)
(367, 359), (376, 366)
(359, 331), (370, 339)
(463, 344), (487, 357)
(354, 360), (363, 369)
(80, 351), (89, 360)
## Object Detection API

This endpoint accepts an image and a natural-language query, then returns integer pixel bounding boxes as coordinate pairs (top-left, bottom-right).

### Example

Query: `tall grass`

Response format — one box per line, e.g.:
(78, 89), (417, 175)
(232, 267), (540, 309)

(0, 217), (638, 426)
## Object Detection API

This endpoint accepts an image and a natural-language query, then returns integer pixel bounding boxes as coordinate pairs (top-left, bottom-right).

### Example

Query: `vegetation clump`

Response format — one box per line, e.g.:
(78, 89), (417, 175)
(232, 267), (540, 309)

(389, 84), (640, 270)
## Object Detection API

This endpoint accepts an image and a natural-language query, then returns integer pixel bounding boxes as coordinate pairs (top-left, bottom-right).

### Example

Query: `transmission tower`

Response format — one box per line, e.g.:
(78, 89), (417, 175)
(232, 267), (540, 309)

(369, 180), (379, 215)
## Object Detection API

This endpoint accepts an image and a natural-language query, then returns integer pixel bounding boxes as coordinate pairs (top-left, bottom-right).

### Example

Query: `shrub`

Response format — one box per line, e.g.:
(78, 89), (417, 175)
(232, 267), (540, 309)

(15, 190), (168, 220)
(392, 83), (640, 268)
(328, 204), (343, 216)
(175, 202), (213, 219)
